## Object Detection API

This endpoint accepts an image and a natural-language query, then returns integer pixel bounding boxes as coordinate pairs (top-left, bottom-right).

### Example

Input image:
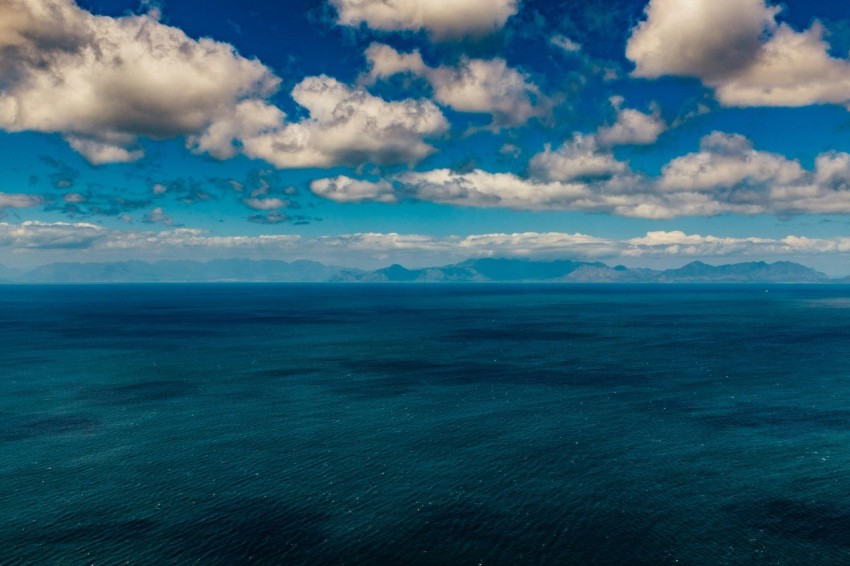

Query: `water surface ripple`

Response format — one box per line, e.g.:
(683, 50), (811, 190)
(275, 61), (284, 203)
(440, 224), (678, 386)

(1, 284), (849, 564)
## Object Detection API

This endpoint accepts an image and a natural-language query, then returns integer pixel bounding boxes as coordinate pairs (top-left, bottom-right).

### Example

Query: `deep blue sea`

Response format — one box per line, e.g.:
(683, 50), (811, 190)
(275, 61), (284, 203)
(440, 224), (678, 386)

(3, 284), (850, 564)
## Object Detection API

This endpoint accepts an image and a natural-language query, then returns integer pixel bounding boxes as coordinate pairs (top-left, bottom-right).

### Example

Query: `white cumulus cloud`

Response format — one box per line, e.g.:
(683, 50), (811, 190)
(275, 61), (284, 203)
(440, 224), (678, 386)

(626, 0), (850, 108)
(656, 132), (850, 214)
(364, 43), (546, 127)
(310, 176), (397, 204)
(396, 169), (590, 209)
(0, 0), (281, 163)
(596, 97), (666, 146)
(310, 131), (850, 218)
(243, 197), (289, 211)
(311, 167), (660, 216)
(659, 132), (806, 194)
(0, 1), (447, 169)
(331, 0), (519, 39)
(529, 134), (628, 182)
(0, 221), (105, 249)
(241, 75), (448, 168)
(815, 152), (850, 189)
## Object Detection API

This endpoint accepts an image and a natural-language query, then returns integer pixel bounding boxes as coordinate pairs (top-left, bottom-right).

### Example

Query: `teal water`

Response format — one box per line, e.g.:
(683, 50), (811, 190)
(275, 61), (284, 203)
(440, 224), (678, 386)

(2, 284), (850, 564)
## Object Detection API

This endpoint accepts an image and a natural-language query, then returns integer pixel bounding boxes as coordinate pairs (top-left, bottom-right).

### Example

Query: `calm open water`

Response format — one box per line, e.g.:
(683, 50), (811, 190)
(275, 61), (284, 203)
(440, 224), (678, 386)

(2, 284), (850, 564)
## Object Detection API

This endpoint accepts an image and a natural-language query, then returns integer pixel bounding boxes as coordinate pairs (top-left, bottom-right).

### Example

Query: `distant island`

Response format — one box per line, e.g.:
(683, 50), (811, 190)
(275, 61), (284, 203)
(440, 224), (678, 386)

(1, 257), (847, 284)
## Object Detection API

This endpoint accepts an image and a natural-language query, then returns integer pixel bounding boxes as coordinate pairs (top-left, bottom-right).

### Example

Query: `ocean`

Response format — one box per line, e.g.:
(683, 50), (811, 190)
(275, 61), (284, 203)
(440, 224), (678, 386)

(2, 283), (850, 564)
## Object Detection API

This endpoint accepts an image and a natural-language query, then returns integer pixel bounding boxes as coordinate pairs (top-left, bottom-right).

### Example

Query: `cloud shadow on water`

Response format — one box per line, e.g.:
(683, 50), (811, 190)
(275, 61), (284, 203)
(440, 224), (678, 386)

(732, 498), (850, 548)
(698, 403), (850, 435)
(0, 413), (100, 441)
(167, 498), (330, 562)
(354, 502), (673, 564)
(77, 380), (197, 405)
(321, 356), (650, 399)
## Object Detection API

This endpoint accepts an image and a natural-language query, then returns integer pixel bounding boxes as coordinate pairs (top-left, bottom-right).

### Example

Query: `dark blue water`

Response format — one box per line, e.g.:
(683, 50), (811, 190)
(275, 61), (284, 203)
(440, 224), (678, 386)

(2, 284), (850, 564)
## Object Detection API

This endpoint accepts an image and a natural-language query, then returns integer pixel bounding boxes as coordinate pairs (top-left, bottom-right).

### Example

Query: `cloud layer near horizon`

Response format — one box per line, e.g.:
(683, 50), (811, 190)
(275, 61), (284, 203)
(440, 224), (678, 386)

(3, 221), (849, 267)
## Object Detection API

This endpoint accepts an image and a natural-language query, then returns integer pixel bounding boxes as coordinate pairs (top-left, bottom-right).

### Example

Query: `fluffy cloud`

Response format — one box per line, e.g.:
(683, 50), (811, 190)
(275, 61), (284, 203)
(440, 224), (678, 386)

(311, 167), (660, 215)
(426, 59), (545, 127)
(365, 43), (546, 127)
(0, 193), (43, 208)
(626, 0), (775, 81)
(0, 1), (446, 169)
(626, 0), (850, 107)
(187, 99), (284, 161)
(659, 132), (805, 194)
(529, 134), (627, 182)
(389, 168), (711, 219)
(815, 152), (850, 188)
(395, 169), (590, 209)
(310, 131), (850, 218)
(364, 42), (428, 79)
(527, 100), (663, 184)
(596, 97), (666, 146)
(65, 138), (145, 165)
(714, 23), (850, 107)
(310, 176), (397, 203)
(0, 221), (105, 249)
(656, 132), (850, 214)
(240, 75), (447, 168)
(331, 0), (519, 39)
(211, 89), (445, 171)
(0, 0), (280, 163)
(243, 197), (289, 211)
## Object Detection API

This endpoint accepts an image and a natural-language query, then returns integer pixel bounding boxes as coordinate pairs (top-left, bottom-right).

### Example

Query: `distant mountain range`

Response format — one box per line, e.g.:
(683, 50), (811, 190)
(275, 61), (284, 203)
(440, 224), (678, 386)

(332, 258), (832, 283)
(0, 257), (844, 283)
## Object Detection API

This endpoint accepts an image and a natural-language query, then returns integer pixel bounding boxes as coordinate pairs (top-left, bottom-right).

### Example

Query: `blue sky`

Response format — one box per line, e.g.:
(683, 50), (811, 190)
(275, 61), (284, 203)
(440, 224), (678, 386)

(2, 0), (850, 274)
